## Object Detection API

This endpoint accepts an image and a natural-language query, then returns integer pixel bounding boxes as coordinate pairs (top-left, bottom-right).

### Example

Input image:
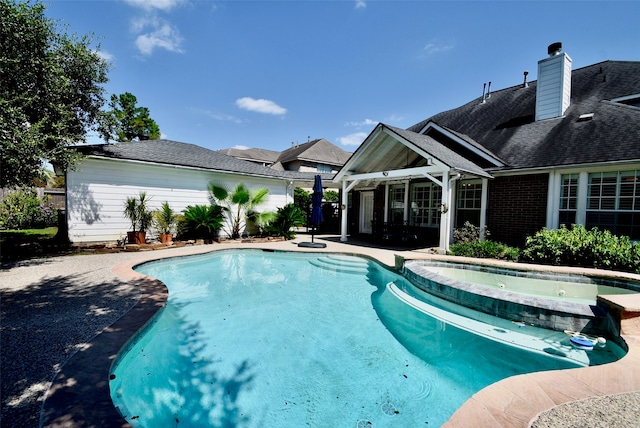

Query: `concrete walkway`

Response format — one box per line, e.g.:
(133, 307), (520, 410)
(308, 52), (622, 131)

(18, 236), (640, 427)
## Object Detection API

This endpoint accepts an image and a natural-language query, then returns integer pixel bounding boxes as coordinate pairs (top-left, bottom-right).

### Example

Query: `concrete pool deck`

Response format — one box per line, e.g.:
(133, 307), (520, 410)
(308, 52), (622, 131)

(37, 236), (640, 427)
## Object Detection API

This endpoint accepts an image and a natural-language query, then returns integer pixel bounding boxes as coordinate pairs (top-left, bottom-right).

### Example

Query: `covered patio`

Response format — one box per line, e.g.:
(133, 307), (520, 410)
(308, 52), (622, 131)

(333, 123), (499, 253)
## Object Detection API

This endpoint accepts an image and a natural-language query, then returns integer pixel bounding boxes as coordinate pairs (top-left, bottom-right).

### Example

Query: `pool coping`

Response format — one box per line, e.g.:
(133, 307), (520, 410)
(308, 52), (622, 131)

(40, 240), (640, 427)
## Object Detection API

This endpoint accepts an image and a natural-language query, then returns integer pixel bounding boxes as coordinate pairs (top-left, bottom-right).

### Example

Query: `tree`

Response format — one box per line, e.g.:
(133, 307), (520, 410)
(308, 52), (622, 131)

(0, 0), (110, 188)
(324, 190), (339, 202)
(208, 182), (269, 239)
(104, 92), (161, 142)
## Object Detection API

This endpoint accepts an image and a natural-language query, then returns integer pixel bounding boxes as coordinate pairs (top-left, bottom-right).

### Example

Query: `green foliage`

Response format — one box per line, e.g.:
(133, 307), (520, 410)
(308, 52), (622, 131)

(453, 221), (490, 244)
(208, 182), (269, 239)
(153, 201), (178, 235)
(180, 204), (226, 239)
(123, 192), (153, 232)
(522, 225), (640, 274)
(103, 92), (161, 142)
(450, 221), (516, 260)
(265, 203), (306, 239)
(247, 209), (276, 236)
(0, 188), (58, 229)
(324, 190), (339, 203)
(0, 0), (110, 187)
(449, 240), (519, 261)
(294, 187), (311, 214)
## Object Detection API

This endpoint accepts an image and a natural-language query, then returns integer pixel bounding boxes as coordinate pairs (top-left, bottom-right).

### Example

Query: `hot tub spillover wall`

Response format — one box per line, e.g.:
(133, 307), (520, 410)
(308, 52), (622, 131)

(402, 260), (640, 337)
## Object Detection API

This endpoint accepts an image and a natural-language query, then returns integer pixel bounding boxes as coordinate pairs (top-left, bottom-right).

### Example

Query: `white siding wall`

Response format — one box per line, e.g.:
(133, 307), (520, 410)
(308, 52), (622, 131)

(66, 158), (292, 243)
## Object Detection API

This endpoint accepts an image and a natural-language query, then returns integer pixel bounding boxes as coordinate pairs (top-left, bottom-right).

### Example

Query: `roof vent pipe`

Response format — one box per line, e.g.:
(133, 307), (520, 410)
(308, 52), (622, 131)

(480, 82), (487, 104)
(523, 70), (529, 88)
(486, 81), (492, 99)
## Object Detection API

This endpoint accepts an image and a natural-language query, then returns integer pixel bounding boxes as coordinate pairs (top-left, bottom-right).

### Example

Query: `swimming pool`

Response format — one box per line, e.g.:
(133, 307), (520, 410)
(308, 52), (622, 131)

(110, 250), (625, 427)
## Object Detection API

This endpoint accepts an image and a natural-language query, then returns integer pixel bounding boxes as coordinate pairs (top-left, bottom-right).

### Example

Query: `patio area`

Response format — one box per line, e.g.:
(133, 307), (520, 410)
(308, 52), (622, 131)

(2, 235), (639, 427)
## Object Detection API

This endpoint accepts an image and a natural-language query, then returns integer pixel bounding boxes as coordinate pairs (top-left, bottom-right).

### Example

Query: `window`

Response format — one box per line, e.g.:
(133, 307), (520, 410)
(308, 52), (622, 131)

(456, 180), (482, 227)
(316, 164), (332, 173)
(586, 170), (640, 239)
(389, 185), (405, 224)
(409, 182), (441, 227)
(559, 174), (578, 225)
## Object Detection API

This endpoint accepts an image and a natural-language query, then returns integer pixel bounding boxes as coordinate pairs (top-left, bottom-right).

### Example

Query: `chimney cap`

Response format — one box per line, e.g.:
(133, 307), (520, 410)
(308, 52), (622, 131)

(548, 42), (563, 56)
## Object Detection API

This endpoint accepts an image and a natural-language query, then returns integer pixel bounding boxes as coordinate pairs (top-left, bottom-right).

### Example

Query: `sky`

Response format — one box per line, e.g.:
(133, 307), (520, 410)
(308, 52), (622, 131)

(45, 0), (640, 153)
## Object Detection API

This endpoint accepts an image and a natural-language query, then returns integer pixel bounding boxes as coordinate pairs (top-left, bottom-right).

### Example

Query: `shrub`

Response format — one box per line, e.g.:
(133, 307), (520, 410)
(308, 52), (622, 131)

(265, 203), (306, 239)
(450, 240), (519, 261)
(180, 204), (226, 239)
(0, 188), (58, 229)
(522, 225), (640, 274)
(453, 221), (490, 244)
(450, 221), (516, 260)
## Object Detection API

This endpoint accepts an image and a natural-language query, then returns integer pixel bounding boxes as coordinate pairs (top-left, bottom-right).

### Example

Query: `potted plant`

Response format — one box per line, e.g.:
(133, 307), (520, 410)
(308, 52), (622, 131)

(123, 192), (153, 244)
(154, 201), (178, 244)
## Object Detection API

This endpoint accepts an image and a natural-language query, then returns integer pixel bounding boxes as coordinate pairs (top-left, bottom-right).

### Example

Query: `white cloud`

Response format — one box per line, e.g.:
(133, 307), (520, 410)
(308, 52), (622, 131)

(134, 17), (184, 55)
(232, 145), (250, 150)
(355, 0), (366, 9)
(211, 113), (243, 124)
(422, 40), (455, 56)
(337, 132), (368, 146)
(345, 118), (377, 128)
(124, 0), (185, 11)
(235, 97), (287, 115)
(96, 50), (114, 63)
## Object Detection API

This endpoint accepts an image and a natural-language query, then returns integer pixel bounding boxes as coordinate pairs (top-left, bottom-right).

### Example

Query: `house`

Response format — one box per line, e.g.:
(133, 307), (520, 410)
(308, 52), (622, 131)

(65, 139), (325, 243)
(221, 138), (352, 174)
(334, 43), (640, 253)
(271, 138), (352, 173)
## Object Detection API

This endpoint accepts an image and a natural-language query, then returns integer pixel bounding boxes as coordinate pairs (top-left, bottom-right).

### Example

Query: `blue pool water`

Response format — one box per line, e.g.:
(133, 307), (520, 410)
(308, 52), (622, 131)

(110, 250), (624, 427)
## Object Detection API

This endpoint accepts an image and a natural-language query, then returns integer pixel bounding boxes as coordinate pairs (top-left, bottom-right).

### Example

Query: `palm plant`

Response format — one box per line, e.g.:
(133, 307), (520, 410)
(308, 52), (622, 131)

(154, 201), (178, 235)
(136, 191), (153, 233)
(208, 182), (269, 239)
(182, 204), (226, 239)
(124, 196), (140, 232)
(265, 203), (306, 239)
(123, 191), (153, 244)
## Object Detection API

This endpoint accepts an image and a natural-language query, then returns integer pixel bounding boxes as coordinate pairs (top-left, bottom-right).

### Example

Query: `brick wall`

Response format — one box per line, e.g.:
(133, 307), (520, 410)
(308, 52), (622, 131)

(487, 173), (548, 247)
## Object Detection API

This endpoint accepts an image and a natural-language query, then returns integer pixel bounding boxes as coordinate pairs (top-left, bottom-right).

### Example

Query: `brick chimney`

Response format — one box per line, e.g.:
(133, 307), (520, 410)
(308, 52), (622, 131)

(535, 42), (572, 121)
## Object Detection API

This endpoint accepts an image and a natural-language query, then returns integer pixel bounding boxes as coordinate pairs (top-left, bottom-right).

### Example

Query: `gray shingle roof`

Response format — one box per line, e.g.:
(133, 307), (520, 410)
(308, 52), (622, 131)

(77, 139), (325, 182)
(383, 124), (493, 178)
(217, 147), (280, 164)
(277, 138), (352, 166)
(408, 61), (640, 171)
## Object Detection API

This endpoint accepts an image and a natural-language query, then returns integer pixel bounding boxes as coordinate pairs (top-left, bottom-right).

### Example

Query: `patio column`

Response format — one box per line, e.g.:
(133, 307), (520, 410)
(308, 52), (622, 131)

(479, 178), (488, 240)
(439, 171), (450, 253)
(340, 180), (349, 242)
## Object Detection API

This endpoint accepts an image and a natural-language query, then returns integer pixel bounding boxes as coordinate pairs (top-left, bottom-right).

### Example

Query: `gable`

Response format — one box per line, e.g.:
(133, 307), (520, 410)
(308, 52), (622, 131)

(334, 123), (492, 183)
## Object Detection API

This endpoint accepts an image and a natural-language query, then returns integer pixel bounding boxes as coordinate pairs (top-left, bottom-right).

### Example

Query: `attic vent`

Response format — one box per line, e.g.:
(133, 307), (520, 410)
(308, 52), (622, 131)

(577, 113), (594, 122)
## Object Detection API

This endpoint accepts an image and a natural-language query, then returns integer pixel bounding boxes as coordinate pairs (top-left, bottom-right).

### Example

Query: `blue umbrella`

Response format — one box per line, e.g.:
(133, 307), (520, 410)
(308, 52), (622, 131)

(310, 175), (324, 242)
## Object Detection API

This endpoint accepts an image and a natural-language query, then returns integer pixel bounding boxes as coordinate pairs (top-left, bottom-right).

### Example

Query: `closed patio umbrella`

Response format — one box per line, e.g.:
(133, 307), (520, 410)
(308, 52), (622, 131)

(298, 174), (327, 248)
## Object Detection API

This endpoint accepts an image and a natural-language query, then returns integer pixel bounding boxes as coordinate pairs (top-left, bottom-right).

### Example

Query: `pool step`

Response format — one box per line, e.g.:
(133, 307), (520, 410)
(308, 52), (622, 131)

(309, 255), (370, 275)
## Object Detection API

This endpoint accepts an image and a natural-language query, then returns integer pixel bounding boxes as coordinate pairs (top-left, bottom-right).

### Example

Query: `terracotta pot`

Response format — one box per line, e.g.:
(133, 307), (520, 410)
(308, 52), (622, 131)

(127, 231), (146, 244)
(160, 233), (173, 244)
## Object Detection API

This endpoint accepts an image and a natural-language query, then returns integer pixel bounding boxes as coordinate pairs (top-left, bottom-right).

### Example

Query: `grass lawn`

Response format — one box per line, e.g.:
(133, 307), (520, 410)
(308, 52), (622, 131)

(0, 227), (70, 261)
